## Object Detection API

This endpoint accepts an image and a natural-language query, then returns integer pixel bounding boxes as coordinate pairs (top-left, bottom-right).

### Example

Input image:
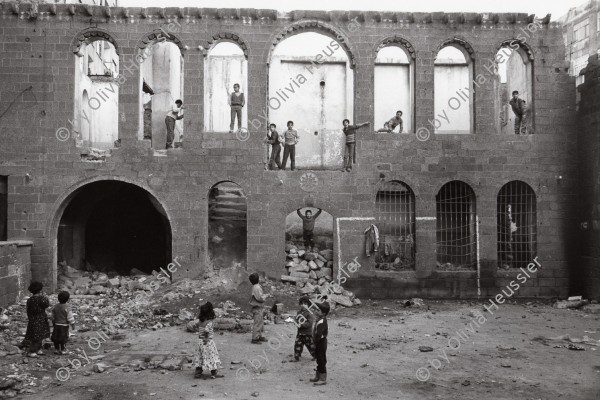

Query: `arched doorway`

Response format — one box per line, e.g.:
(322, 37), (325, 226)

(208, 181), (247, 270)
(283, 208), (334, 286)
(56, 181), (172, 278)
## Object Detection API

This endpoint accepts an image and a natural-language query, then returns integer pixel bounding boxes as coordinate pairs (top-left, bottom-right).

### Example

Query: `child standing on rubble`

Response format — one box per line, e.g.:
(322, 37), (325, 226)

(19, 281), (50, 357)
(50, 291), (75, 355)
(293, 296), (316, 361)
(193, 302), (224, 379)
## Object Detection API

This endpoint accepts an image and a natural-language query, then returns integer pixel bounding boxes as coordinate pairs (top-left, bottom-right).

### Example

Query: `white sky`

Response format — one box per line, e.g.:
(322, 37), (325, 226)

(120, 0), (585, 21)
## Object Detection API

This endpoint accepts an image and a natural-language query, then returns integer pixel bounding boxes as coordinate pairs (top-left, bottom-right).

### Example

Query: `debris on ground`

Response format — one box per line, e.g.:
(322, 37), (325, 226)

(553, 297), (589, 310)
(532, 334), (599, 348)
(404, 298), (425, 308)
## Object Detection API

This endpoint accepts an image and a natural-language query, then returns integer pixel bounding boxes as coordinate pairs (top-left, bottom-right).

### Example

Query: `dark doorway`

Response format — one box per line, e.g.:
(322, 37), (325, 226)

(58, 181), (171, 275)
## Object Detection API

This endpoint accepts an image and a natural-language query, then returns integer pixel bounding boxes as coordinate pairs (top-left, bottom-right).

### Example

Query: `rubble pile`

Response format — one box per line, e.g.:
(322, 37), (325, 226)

(281, 243), (360, 308)
(282, 243), (334, 286)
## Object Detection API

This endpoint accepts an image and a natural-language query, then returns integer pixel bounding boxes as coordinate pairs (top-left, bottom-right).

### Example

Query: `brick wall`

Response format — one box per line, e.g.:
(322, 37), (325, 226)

(0, 3), (579, 299)
(577, 54), (600, 301)
(0, 241), (33, 307)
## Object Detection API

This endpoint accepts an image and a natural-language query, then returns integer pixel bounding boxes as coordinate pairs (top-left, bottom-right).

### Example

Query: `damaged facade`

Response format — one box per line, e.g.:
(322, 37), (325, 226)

(0, 2), (596, 306)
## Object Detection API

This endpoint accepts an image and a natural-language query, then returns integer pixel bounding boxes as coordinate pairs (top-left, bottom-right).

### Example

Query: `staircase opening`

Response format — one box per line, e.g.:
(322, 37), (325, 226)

(208, 182), (247, 270)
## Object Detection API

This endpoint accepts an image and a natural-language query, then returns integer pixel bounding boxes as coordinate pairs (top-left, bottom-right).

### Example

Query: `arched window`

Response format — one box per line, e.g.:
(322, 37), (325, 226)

(497, 181), (537, 269)
(494, 44), (533, 135)
(374, 46), (412, 134)
(436, 181), (477, 270)
(208, 182), (247, 270)
(269, 32), (353, 170)
(204, 42), (248, 133)
(434, 45), (473, 134)
(139, 41), (184, 149)
(74, 39), (119, 148)
(375, 181), (416, 270)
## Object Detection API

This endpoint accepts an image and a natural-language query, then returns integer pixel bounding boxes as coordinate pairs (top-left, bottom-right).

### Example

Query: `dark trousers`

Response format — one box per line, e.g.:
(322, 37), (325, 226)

(294, 333), (316, 359)
(269, 145), (282, 170)
(514, 114), (526, 134)
(230, 105), (242, 131)
(165, 116), (176, 148)
(343, 142), (355, 169)
(303, 230), (314, 250)
(282, 144), (295, 170)
(315, 338), (327, 373)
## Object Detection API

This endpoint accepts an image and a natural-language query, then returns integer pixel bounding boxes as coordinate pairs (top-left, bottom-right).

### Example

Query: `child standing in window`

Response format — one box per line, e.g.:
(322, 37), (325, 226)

(228, 83), (245, 133)
(281, 121), (299, 171)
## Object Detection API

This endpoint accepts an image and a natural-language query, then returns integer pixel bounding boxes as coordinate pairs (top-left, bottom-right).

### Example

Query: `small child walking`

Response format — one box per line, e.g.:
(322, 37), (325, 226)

(193, 302), (224, 379)
(249, 272), (272, 344)
(309, 301), (330, 386)
(293, 296), (316, 361)
(50, 291), (75, 355)
(20, 281), (50, 357)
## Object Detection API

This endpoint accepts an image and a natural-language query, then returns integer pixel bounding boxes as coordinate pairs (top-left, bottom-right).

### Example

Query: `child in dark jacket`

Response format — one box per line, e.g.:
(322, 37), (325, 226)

(50, 291), (75, 355)
(20, 281), (50, 357)
(309, 301), (330, 385)
(293, 296), (316, 361)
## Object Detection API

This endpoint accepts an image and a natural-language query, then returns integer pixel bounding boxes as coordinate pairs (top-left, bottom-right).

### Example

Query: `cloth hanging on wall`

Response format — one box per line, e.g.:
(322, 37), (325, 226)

(364, 224), (380, 257)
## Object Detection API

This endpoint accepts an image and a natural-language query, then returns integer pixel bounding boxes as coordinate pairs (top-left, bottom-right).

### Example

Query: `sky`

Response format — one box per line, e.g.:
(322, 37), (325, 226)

(120, 0), (586, 21)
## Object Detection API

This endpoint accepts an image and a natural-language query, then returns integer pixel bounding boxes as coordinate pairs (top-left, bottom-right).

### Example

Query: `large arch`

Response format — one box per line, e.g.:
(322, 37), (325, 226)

(268, 30), (354, 170)
(267, 20), (357, 68)
(71, 28), (121, 56)
(48, 177), (173, 289)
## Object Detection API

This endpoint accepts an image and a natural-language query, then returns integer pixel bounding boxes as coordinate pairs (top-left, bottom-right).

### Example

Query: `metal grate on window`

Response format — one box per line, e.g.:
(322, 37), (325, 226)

(436, 181), (477, 270)
(497, 181), (537, 269)
(375, 181), (416, 271)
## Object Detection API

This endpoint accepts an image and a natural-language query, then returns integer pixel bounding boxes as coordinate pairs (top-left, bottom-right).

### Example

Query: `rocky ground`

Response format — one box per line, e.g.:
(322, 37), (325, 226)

(1, 274), (599, 400)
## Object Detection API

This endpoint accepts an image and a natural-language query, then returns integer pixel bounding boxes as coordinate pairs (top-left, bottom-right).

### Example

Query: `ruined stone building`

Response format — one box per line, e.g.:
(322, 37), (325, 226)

(0, 2), (599, 307)
(559, 0), (600, 85)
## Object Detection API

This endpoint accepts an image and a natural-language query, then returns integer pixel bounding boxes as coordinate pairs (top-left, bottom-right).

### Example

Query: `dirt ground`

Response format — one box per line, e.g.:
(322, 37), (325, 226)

(9, 299), (600, 400)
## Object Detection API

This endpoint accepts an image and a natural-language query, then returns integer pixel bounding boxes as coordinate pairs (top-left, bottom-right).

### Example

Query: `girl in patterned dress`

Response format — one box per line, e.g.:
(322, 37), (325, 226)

(193, 302), (224, 379)
(20, 281), (50, 357)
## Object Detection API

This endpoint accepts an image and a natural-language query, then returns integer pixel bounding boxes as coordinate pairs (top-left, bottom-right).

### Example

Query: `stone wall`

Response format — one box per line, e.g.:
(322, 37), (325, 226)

(0, 3), (578, 299)
(576, 54), (600, 301)
(0, 241), (33, 308)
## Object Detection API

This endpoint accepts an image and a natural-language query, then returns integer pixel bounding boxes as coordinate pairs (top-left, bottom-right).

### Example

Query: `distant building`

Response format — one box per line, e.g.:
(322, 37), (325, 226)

(559, 0), (600, 85)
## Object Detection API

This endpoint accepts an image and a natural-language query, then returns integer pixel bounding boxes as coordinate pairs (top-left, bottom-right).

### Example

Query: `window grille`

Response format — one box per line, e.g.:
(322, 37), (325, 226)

(436, 181), (477, 270)
(497, 181), (537, 269)
(375, 181), (416, 270)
